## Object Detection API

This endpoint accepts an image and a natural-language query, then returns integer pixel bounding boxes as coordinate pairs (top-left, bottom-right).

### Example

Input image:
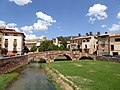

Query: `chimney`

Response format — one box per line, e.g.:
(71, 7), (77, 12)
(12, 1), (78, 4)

(86, 33), (89, 36)
(78, 33), (81, 37)
(89, 32), (93, 36)
(105, 32), (108, 34)
(97, 32), (100, 35)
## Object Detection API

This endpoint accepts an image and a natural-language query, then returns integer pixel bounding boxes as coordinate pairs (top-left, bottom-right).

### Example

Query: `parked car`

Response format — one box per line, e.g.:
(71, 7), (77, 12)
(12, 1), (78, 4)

(102, 54), (113, 57)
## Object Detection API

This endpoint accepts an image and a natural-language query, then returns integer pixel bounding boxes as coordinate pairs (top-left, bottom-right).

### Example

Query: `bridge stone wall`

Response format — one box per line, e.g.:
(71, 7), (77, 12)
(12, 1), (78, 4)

(28, 51), (96, 63)
(0, 55), (28, 74)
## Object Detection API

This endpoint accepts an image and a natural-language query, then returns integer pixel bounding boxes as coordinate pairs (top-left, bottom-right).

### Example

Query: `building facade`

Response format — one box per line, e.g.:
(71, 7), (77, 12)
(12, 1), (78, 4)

(70, 33), (97, 54)
(52, 36), (77, 48)
(0, 26), (25, 55)
(109, 33), (120, 56)
(25, 37), (47, 51)
(97, 34), (110, 56)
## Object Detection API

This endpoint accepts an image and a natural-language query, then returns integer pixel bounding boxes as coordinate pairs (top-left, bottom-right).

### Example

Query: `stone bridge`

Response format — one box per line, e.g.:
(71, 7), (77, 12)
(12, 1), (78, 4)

(28, 51), (96, 63)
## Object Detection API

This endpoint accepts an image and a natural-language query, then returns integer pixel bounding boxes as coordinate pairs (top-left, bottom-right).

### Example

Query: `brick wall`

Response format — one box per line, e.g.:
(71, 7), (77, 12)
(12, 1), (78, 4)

(0, 55), (28, 74)
(96, 56), (120, 63)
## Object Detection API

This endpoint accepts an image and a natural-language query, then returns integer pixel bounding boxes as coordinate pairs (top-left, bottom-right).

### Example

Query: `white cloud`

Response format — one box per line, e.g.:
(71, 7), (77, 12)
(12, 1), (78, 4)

(101, 25), (107, 28)
(25, 34), (38, 39)
(33, 20), (51, 31)
(21, 26), (33, 33)
(0, 20), (6, 26)
(86, 4), (108, 23)
(109, 22), (120, 31)
(25, 33), (45, 40)
(36, 12), (56, 23)
(0, 20), (20, 31)
(117, 12), (120, 19)
(7, 23), (17, 28)
(0, 11), (56, 38)
(9, 0), (32, 6)
(13, 27), (21, 32)
(39, 35), (45, 39)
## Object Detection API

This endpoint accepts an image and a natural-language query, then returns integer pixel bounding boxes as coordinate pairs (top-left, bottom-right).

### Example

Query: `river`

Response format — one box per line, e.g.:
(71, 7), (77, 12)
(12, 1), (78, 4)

(7, 63), (57, 90)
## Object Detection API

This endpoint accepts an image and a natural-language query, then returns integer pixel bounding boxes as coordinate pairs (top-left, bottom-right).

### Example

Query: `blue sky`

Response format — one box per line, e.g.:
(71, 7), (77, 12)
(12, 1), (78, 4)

(0, 0), (120, 39)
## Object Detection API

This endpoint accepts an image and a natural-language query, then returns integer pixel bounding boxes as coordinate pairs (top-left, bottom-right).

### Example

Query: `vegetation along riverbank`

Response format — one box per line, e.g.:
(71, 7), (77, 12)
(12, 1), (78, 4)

(0, 72), (19, 90)
(44, 60), (120, 90)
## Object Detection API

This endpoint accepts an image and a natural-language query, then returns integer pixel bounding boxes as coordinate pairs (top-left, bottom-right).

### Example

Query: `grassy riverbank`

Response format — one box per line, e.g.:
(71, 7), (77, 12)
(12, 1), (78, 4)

(0, 72), (19, 90)
(45, 60), (120, 90)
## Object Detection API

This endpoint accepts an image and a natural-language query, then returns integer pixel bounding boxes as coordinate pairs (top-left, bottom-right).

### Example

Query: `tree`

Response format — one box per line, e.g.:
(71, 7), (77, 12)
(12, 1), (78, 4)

(38, 40), (60, 52)
(30, 45), (37, 52)
(24, 46), (29, 53)
(59, 36), (67, 50)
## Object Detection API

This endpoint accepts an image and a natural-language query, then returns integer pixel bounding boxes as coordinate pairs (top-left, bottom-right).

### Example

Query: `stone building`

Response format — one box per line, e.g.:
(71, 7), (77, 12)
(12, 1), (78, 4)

(25, 37), (47, 50)
(70, 32), (97, 54)
(97, 33), (110, 56)
(109, 33), (120, 56)
(52, 36), (78, 48)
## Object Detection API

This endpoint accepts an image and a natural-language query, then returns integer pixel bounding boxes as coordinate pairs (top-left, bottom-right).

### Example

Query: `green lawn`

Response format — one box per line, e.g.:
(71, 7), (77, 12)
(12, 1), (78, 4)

(46, 60), (120, 90)
(0, 73), (19, 90)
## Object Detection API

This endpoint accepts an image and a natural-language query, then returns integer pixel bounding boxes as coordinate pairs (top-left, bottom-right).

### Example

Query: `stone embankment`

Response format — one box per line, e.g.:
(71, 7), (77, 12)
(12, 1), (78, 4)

(0, 55), (28, 74)
(96, 56), (120, 63)
(45, 67), (81, 90)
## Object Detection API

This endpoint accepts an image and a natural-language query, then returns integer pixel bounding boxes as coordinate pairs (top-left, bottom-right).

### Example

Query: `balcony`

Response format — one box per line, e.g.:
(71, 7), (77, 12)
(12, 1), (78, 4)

(12, 47), (17, 53)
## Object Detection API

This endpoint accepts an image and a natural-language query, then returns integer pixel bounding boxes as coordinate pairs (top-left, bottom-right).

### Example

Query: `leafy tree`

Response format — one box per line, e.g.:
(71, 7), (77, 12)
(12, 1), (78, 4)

(30, 45), (37, 52)
(38, 40), (60, 52)
(59, 36), (67, 50)
(24, 46), (29, 53)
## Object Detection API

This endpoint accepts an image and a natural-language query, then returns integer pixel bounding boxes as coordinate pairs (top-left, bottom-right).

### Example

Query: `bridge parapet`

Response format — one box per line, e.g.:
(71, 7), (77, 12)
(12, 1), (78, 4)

(28, 51), (96, 63)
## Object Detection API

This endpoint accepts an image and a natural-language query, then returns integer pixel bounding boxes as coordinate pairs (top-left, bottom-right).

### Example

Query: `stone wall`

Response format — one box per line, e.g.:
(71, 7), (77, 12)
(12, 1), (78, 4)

(96, 56), (120, 63)
(0, 55), (28, 74)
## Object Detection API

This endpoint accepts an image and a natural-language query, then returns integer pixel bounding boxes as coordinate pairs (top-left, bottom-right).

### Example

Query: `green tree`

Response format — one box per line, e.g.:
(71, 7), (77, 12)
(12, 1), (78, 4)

(30, 45), (37, 52)
(59, 36), (67, 50)
(38, 40), (60, 52)
(24, 46), (29, 53)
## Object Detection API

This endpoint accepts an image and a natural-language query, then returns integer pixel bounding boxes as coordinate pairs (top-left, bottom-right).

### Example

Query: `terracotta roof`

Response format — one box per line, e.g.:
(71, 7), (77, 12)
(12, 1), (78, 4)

(0, 26), (5, 29)
(53, 36), (78, 41)
(98, 34), (110, 37)
(73, 36), (92, 40)
(0, 26), (24, 35)
(110, 32), (120, 37)
(2, 30), (23, 34)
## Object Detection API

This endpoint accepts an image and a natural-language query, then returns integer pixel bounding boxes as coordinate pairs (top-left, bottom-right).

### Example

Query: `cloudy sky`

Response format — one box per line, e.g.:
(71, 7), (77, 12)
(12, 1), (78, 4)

(0, 0), (120, 39)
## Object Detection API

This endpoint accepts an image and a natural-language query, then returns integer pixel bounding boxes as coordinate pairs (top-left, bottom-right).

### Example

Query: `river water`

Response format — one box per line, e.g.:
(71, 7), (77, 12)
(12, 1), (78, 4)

(7, 63), (56, 90)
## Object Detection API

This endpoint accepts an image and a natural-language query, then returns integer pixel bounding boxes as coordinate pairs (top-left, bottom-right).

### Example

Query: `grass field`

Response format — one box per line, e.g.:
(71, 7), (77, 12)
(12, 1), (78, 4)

(46, 60), (120, 90)
(0, 72), (19, 90)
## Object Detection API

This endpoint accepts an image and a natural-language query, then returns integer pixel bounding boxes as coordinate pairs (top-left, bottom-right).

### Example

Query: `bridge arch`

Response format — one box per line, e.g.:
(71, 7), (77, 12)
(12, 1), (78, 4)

(54, 54), (72, 61)
(79, 56), (94, 60)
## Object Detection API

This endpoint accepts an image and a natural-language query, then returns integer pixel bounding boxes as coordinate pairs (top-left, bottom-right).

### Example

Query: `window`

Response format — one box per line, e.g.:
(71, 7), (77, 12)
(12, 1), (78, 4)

(87, 39), (90, 42)
(77, 45), (80, 49)
(85, 44), (87, 48)
(13, 39), (17, 47)
(14, 34), (18, 36)
(4, 39), (8, 48)
(83, 40), (85, 42)
(115, 38), (120, 42)
(13, 39), (17, 51)
(5, 33), (8, 36)
(101, 41), (105, 48)
(71, 44), (76, 49)
(101, 36), (106, 38)
(111, 45), (114, 51)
